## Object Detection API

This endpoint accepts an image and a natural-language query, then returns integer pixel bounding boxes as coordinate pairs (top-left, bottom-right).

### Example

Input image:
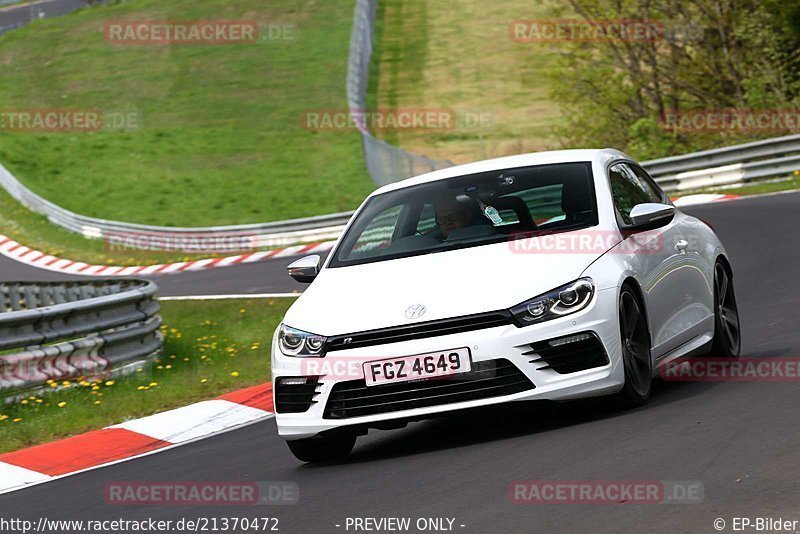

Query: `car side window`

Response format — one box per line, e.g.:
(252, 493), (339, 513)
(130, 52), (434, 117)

(415, 204), (437, 234)
(628, 163), (667, 203)
(348, 205), (403, 257)
(514, 184), (565, 225)
(608, 163), (659, 225)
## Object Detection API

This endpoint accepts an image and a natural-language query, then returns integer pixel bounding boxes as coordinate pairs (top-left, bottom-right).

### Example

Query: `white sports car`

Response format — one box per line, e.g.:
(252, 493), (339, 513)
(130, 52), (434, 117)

(272, 149), (741, 462)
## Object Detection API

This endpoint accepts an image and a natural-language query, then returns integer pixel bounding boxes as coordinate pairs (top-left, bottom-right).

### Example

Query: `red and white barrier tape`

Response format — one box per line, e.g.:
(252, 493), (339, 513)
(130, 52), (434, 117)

(0, 236), (336, 276)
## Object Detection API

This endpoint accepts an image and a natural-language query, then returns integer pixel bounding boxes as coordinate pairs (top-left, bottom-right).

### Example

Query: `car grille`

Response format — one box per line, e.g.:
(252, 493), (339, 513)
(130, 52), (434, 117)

(521, 332), (609, 374)
(274, 377), (321, 413)
(323, 358), (533, 419)
(325, 311), (513, 352)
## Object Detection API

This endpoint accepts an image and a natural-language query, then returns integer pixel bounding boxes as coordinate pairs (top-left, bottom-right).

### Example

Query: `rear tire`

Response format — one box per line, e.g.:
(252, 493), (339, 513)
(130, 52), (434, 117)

(711, 261), (741, 358)
(615, 286), (652, 408)
(286, 433), (356, 463)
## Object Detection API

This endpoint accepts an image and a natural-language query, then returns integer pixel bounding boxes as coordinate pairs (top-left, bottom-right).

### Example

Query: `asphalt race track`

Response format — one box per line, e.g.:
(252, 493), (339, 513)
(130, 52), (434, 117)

(1, 191), (799, 533)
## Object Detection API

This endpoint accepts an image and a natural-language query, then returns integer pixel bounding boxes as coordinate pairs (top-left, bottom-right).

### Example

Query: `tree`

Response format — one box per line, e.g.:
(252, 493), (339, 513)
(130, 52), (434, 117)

(549, 0), (800, 159)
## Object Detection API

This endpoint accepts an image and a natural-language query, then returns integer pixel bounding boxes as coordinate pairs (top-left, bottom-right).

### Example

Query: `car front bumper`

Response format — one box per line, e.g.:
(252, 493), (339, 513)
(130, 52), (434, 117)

(271, 286), (623, 440)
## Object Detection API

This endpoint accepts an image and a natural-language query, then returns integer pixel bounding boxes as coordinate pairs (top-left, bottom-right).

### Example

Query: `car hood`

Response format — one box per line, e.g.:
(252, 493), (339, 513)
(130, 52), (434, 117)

(283, 233), (616, 336)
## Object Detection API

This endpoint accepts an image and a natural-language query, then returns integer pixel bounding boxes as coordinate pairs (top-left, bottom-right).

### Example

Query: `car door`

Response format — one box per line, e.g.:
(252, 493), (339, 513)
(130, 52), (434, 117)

(608, 162), (698, 359)
(628, 163), (714, 351)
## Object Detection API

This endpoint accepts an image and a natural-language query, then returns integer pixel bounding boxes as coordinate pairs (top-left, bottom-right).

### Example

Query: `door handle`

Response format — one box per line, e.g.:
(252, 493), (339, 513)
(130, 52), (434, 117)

(676, 239), (689, 252)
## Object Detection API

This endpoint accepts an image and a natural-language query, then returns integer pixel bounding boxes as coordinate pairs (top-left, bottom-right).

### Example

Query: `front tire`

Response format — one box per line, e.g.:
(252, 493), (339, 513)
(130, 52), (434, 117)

(615, 286), (652, 408)
(286, 433), (356, 463)
(711, 261), (741, 358)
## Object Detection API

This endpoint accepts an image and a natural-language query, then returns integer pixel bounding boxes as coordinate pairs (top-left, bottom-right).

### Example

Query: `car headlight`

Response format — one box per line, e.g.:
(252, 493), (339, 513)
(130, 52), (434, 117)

(510, 278), (595, 326)
(278, 324), (327, 357)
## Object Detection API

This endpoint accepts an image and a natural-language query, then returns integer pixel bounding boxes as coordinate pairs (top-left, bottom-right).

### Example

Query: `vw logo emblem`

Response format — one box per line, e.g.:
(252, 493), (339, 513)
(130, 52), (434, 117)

(405, 304), (426, 320)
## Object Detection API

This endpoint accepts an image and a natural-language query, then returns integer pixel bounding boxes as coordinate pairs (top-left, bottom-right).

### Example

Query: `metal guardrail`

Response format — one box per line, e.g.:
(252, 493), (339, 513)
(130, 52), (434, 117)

(642, 134), (800, 192)
(0, 279), (162, 398)
(642, 134), (800, 178)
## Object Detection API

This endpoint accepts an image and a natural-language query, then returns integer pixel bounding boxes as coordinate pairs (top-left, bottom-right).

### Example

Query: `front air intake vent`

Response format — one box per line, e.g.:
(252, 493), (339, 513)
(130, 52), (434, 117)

(275, 377), (321, 413)
(522, 332), (609, 374)
(323, 358), (533, 419)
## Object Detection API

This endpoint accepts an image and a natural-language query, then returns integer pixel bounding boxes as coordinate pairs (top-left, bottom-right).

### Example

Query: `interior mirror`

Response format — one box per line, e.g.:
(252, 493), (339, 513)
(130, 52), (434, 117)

(287, 255), (321, 283)
(628, 203), (676, 230)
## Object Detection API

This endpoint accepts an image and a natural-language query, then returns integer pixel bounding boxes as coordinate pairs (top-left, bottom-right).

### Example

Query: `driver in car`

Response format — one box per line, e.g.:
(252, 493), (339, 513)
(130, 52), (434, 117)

(434, 199), (474, 239)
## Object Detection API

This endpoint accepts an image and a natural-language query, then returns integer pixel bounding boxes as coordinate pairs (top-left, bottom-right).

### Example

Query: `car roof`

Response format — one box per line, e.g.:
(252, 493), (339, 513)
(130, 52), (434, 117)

(371, 148), (631, 196)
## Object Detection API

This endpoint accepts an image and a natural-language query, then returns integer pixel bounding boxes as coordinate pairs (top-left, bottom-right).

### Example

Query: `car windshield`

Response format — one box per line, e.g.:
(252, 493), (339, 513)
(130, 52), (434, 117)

(329, 161), (598, 267)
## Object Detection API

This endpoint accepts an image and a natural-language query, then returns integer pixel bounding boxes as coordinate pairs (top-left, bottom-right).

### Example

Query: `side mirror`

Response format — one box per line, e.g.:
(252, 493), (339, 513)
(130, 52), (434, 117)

(628, 203), (676, 230)
(287, 255), (321, 283)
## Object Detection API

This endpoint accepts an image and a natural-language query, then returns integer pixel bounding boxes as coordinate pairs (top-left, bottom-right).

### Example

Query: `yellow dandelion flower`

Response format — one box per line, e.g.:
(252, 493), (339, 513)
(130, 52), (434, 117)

(200, 378), (208, 383)
(57, 402), (67, 408)
(94, 400), (102, 405)
(165, 365), (172, 369)
(20, 400), (28, 405)
(49, 382), (58, 388)
(12, 418), (22, 422)
(61, 381), (71, 387)
(0, 415), (7, 421)
(149, 382), (158, 387)
(105, 380), (115, 386)
(183, 357), (190, 362)
(231, 371), (240, 377)
(35, 399), (43, 404)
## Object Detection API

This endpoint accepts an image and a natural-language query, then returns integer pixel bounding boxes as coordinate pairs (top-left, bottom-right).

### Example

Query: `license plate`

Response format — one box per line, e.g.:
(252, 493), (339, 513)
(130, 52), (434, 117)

(363, 348), (472, 386)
